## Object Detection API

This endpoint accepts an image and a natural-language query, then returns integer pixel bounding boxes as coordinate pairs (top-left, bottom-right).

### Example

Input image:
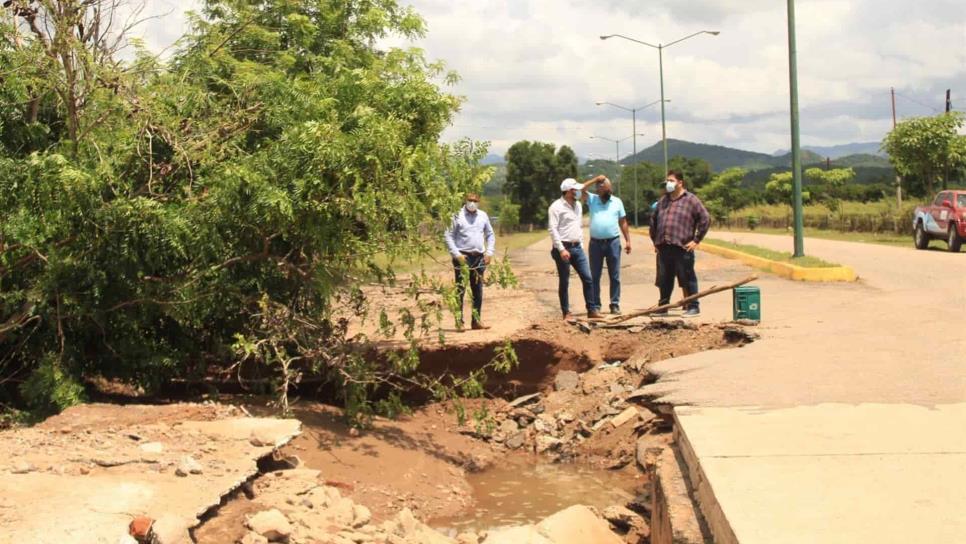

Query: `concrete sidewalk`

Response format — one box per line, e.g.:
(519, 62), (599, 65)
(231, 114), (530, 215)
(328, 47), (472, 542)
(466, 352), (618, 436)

(641, 232), (966, 543)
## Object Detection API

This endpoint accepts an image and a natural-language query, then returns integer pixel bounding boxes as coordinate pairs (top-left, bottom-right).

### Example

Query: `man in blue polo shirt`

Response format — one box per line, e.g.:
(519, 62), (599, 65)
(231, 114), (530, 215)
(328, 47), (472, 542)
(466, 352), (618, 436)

(586, 178), (632, 314)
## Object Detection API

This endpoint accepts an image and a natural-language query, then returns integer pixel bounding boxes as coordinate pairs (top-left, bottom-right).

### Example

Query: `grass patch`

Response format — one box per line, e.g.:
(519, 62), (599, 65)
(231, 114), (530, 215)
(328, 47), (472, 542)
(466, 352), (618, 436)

(702, 238), (840, 268)
(717, 226), (915, 248)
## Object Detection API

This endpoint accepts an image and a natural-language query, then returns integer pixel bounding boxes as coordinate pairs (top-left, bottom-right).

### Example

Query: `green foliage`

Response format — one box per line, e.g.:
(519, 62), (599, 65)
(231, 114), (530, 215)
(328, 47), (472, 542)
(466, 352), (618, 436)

(702, 239), (837, 268)
(19, 354), (86, 415)
(727, 199), (924, 234)
(503, 141), (579, 224)
(618, 161), (663, 222)
(765, 171), (811, 206)
(882, 112), (966, 193)
(0, 0), (502, 421)
(667, 156), (713, 190)
(697, 168), (752, 221)
(804, 167), (855, 212)
(490, 196), (521, 233)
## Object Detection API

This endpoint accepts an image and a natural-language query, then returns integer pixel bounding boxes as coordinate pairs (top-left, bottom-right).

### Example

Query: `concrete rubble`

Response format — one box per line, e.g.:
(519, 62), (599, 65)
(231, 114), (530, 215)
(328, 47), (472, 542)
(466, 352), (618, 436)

(0, 403), (300, 544)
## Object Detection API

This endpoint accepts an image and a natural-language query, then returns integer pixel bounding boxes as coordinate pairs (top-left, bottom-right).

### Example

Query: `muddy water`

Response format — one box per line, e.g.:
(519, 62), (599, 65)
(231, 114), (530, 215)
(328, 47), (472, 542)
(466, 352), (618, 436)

(431, 456), (639, 535)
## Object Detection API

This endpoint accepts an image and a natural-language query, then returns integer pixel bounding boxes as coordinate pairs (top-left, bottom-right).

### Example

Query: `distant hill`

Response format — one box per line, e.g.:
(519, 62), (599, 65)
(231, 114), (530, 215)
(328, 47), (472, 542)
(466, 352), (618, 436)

(773, 142), (885, 159)
(481, 153), (505, 165)
(622, 139), (774, 171)
(623, 138), (893, 174)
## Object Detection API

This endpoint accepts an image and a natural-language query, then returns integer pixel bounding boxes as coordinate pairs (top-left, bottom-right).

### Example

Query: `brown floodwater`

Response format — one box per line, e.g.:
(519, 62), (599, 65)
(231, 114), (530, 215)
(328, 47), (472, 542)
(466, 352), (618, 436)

(430, 455), (640, 535)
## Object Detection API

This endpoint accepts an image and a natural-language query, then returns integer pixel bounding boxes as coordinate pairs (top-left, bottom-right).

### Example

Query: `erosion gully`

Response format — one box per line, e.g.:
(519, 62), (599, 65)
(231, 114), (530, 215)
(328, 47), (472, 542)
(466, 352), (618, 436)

(195, 319), (756, 544)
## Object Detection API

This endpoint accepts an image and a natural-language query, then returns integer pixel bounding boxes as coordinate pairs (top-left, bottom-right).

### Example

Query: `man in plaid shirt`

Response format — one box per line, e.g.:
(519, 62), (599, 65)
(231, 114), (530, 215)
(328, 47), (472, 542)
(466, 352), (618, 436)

(649, 170), (711, 317)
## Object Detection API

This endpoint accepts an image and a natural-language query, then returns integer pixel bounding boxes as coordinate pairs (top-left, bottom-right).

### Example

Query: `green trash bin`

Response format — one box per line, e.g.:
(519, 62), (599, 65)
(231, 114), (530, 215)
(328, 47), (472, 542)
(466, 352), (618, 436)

(733, 286), (761, 321)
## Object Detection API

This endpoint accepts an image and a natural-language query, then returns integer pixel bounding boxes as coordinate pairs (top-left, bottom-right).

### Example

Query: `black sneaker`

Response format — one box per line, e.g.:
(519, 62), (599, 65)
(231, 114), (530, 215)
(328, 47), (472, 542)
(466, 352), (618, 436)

(652, 309), (669, 317)
(610, 305), (621, 315)
(682, 307), (701, 318)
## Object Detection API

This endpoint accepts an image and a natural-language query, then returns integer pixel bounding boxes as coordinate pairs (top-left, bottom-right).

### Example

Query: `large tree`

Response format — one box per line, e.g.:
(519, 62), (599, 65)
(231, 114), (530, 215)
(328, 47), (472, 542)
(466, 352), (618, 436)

(882, 112), (966, 194)
(0, 0), (492, 417)
(503, 141), (578, 224)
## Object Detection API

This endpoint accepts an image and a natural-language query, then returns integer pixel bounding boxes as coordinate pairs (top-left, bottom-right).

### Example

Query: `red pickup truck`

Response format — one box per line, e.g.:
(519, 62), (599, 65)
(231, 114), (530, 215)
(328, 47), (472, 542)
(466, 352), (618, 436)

(913, 190), (966, 252)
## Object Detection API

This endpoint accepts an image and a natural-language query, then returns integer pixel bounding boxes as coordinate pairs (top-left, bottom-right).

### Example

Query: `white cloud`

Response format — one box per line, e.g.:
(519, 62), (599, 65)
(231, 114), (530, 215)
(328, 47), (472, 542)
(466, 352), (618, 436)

(135, 0), (966, 160)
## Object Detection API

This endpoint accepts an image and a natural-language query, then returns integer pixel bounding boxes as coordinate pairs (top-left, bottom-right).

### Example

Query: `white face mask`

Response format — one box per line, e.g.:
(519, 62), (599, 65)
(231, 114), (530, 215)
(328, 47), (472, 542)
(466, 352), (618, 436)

(573, 189), (582, 199)
(465, 201), (478, 213)
(665, 180), (678, 193)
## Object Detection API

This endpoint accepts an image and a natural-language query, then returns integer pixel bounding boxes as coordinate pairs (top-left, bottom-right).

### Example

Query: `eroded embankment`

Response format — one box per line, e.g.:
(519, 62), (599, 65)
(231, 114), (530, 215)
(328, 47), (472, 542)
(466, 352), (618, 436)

(194, 319), (755, 544)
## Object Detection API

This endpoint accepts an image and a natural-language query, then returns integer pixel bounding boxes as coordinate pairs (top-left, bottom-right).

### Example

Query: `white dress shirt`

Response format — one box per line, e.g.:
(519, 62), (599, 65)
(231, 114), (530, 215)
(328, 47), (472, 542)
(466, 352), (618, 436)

(444, 208), (496, 257)
(548, 197), (583, 251)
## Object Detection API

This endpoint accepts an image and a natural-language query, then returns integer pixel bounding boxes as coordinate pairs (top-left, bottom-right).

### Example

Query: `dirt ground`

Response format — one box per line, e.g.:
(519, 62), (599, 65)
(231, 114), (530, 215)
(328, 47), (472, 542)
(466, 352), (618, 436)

(0, 232), (756, 543)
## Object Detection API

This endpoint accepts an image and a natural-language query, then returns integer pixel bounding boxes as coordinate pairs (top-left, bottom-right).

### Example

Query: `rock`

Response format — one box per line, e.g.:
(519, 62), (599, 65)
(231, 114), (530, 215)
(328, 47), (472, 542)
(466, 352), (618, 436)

(327, 497), (357, 525)
(456, 532), (480, 544)
(635, 434), (670, 470)
(506, 393), (541, 409)
(247, 509), (292, 542)
(129, 516), (154, 539)
(10, 461), (34, 474)
(627, 491), (652, 515)
(394, 508), (418, 536)
(250, 428), (279, 448)
(148, 514), (192, 544)
(352, 504), (372, 528)
(553, 370), (580, 392)
(555, 411), (575, 423)
(117, 535), (139, 544)
(505, 432), (526, 450)
(466, 453), (494, 473)
(610, 407), (640, 429)
(536, 505), (623, 544)
(602, 505), (642, 529)
(576, 321), (593, 333)
(139, 442), (164, 454)
(493, 418), (519, 442)
(533, 414), (557, 434)
(240, 533), (269, 544)
(175, 456), (202, 477)
(535, 435), (563, 453)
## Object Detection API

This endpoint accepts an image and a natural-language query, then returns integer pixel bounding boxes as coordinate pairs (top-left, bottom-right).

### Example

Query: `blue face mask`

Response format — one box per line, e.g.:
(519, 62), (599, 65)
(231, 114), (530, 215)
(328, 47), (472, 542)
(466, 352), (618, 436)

(574, 189), (582, 199)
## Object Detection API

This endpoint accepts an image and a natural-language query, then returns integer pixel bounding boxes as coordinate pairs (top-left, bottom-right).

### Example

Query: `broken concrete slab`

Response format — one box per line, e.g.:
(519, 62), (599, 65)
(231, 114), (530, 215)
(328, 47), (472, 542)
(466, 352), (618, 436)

(536, 504), (624, 544)
(610, 407), (640, 429)
(0, 404), (301, 544)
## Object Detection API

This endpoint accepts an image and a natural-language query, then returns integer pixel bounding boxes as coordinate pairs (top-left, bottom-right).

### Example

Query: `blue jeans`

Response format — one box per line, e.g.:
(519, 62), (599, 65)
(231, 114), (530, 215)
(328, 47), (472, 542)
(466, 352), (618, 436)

(589, 237), (622, 311)
(551, 245), (594, 316)
(656, 245), (700, 310)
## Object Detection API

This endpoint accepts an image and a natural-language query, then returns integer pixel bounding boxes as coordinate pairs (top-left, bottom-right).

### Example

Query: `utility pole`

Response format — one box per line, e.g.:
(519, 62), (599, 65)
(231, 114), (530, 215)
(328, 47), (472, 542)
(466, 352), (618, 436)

(891, 87), (902, 206)
(943, 89), (952, 189)
(787, 0), (804, 257)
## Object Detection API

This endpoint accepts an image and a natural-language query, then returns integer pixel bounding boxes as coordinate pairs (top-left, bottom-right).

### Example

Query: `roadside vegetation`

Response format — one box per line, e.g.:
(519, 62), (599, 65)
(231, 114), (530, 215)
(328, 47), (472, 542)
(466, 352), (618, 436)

(0, 0), (517, 424)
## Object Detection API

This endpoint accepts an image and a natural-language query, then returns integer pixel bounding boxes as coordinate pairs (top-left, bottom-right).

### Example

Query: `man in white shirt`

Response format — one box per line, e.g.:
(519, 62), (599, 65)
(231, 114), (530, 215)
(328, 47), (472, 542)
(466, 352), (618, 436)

(444, 193), (496, 330)
(548, 176), (606, 320)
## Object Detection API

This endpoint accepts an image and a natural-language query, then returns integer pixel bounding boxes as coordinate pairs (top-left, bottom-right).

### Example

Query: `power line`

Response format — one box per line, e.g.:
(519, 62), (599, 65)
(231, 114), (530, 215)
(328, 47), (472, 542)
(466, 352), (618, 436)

(893, 92), (941, 113)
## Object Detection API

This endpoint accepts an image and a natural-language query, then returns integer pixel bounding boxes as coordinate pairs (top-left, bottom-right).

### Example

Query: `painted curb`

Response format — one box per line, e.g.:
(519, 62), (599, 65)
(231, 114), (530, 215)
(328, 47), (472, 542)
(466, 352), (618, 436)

(699, 242), (857, 282)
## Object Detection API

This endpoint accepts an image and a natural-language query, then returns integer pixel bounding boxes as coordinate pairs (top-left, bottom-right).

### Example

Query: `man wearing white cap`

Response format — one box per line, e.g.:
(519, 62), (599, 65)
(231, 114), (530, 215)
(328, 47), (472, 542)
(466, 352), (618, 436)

(548, 175), (607, 320)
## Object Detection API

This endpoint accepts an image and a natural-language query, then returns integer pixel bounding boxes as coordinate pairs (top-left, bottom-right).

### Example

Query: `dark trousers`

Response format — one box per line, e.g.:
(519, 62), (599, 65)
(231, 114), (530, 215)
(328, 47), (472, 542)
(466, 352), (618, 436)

(656, 245), (700, 310)
(551, 245), (594, 316)
(453, 253), (485, 325)
(589, 237), (622, 311)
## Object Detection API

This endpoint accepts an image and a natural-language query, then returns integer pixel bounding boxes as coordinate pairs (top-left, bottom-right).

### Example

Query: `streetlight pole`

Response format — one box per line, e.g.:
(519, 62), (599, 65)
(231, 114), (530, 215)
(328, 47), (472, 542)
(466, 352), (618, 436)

(600, 31), (719, 175)
(590, 133), (646, 197)
(786, 0), (805, 257)
(596, 100), (666, 226)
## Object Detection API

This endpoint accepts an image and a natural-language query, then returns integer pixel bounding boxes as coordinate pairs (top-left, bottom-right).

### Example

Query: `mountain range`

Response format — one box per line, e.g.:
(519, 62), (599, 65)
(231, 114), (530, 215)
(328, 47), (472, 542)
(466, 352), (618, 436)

(772, 142), (885, 159)
(619, 139), (892, 172)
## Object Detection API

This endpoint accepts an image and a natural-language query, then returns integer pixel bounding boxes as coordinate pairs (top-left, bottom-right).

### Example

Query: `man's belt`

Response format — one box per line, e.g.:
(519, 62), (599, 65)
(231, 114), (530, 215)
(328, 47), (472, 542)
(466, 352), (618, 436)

(562, 241), (581, 248)
(590, 236), (620, 242)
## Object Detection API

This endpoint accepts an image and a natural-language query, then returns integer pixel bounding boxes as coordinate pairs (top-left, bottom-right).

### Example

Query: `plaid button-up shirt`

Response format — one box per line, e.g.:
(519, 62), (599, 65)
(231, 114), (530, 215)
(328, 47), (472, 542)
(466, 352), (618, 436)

(649, 191), (711, 248)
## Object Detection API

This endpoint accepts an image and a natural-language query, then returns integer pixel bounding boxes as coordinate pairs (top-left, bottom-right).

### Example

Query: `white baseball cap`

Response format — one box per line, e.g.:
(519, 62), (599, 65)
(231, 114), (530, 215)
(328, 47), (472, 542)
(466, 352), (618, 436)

(560, 178), (580, 192)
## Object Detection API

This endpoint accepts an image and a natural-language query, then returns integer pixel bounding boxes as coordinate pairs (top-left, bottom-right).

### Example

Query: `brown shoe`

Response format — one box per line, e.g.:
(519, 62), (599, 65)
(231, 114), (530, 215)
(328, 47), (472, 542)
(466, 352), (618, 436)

(563, 313), (574, 321)
(587, 310), (605, 319)
(471, 321), (491, 330)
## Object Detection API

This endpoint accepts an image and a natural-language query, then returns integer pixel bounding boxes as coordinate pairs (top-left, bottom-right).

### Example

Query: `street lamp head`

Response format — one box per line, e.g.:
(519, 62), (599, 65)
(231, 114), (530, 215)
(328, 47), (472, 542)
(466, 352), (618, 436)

(707, 31), (721, 36)
(595, 102), (604, 106)
(599, 35), (612, 40)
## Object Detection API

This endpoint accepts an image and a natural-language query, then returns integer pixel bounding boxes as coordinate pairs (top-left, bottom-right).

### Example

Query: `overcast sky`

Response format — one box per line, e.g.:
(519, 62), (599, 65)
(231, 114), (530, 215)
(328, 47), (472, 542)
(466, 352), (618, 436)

(136, 0), (965, 159)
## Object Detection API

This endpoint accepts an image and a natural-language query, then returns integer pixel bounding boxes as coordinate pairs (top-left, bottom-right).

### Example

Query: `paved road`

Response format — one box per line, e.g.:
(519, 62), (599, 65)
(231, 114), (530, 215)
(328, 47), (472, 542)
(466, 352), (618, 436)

(640, 232), (966, 544)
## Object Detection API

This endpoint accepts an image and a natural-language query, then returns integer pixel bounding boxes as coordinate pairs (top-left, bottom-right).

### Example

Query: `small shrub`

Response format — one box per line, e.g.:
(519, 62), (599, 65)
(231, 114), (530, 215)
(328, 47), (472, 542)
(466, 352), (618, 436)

(19, 354), (86, 416)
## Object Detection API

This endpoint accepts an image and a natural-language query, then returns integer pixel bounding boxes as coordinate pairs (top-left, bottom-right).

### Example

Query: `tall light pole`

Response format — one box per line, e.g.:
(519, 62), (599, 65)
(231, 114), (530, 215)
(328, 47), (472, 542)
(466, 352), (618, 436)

(596, 100), (666, 226)
(786, 0), (804, 256)
(590, 133), (646, 196)
(600, 31), (720, 175)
